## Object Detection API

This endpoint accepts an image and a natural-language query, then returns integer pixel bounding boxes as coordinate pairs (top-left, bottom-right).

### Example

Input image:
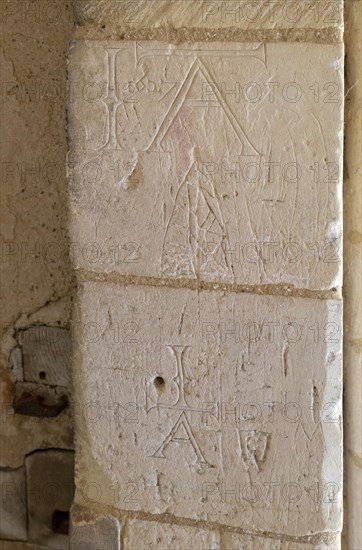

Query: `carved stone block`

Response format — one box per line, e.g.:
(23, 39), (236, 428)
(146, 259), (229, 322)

(73, 282), (342, 537)
(68, 40), (343, 290)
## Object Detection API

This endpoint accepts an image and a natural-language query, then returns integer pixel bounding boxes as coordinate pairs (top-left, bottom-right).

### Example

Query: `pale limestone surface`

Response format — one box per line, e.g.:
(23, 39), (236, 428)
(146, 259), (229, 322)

(123, 518), (220, 549)
(221, 530), (340, 549)
(0, 0), (349, 548)
(74, 0), (343, 32)
(67, 5), (345, 549)
(73, 282), (342, 537)
(68, 40), (343, 290)
(123, 517), (339, 549)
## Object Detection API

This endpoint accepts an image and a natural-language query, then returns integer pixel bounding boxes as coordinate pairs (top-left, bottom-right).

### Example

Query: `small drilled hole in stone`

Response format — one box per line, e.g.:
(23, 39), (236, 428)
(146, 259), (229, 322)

(39, 371), (46, 380)
(153, 376), (165, 389)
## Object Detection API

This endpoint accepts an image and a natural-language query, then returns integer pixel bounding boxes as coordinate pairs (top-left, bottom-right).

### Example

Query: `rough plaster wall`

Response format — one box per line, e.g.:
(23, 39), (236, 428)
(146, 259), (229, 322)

(0, 1), (74, 466)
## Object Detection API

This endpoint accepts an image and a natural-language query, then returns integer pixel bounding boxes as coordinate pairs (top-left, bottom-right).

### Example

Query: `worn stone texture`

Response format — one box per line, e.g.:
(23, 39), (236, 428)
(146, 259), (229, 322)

(0, 543), (49, 550)
(17, 326), (72, 387)
(13, 382), (69, 418)
(343, 1), (362, 548)
(220, 530), (340, 549)
(0, 297), (74, 467)
(122, 517), (340, 549)
(68, 40), (343, 291)
(0, 4), (74, 331)
(123, 518), (220, 549)
(73, 0), (343, 34)
(8, 326), (71, 418)
(70, 505), (120, 550)
(0, 466), (27, 541)
(73, 282), (342, 537)
(26, 450), (75, 548)
(0, 1), (74, 468)
(0, 0), (350, 547)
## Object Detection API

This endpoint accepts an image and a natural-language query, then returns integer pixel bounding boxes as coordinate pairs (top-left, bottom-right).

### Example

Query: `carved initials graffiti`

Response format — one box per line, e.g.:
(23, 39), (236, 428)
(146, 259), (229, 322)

(147, 57), (259, 154)
(147, 345), (205, 413)
(149, 345), (210, 465)
(167, 345), (190, 408)
(152, 411), (208, 464)
(99, 47), (125, 150)
(98, 44), (264, 155)
(239, 430), (270, 472)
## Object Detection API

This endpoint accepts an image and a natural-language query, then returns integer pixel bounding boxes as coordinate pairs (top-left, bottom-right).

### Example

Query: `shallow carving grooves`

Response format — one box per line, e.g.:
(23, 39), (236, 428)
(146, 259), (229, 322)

(64, 1), (345, 548)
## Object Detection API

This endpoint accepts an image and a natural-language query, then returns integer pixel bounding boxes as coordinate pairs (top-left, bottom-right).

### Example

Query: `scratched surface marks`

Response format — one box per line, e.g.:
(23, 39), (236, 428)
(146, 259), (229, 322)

(68, 41), (343, 290)
(73, 282), (342, 536)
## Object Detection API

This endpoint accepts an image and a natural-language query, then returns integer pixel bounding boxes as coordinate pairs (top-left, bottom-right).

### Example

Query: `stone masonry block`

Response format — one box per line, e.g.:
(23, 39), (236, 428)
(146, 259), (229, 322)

(68, 40), (343, 290)
(123, 518), (339, 549)
(70, 505), (120, 550)
(73, 282), (342, 538)
(26, 450), (75, 547)
(18, 326), (72, 387)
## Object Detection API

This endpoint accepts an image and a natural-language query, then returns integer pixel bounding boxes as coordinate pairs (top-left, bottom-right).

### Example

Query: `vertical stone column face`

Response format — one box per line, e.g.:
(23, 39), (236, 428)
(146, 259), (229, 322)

(68, 2), (344, 548)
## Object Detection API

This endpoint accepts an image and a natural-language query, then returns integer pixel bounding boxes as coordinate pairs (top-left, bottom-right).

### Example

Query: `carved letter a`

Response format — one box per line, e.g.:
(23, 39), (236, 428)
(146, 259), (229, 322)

(152, 412), (208, 465)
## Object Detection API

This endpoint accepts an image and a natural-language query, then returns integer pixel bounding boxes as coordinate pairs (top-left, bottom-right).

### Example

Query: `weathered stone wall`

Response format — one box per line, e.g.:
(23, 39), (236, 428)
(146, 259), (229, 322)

(0, 0), (74, 464)
(0, 1), (361, 549)
(67, 1), (346, 548)
(0, 1), (75, 546)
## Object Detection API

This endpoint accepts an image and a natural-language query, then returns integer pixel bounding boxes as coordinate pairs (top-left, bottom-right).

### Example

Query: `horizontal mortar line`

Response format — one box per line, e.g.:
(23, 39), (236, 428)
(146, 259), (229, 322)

(121, 510), (339, 545)
(75, 269), (341, 300)
(75, 26), (343, 45)
(84, 502), (339, 545)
